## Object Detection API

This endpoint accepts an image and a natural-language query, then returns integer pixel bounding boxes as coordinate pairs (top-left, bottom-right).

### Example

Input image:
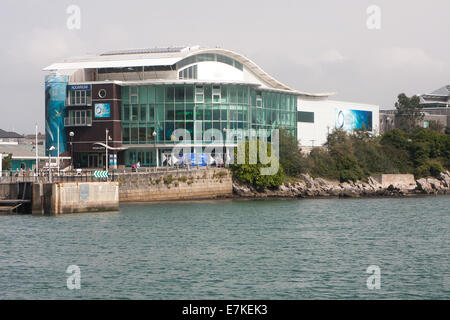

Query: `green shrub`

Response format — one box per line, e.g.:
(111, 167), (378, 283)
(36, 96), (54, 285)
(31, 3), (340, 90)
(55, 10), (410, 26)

(163, 175), (174, 185)
(231, 139), (284, 189)
(429, 161), (444, 177)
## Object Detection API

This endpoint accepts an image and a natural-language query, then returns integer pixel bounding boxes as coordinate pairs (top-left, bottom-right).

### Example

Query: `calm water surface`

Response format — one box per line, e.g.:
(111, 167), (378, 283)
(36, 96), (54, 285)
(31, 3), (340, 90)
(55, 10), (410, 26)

(0, 196), (449, 299)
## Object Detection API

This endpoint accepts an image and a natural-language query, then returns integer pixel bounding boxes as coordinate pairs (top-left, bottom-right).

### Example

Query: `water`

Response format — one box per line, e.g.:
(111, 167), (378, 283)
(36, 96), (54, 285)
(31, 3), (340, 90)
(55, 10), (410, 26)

(0, 196), (449, 299)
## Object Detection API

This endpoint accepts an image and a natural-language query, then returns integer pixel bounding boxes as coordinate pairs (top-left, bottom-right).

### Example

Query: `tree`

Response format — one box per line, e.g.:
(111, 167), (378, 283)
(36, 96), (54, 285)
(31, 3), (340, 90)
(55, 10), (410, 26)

(428, 120), (445, 133)
(278, 127), (304, 177)
(1, 153), (12, 171)
(394, 93), (424, 133)
(231, 139), (284, 189)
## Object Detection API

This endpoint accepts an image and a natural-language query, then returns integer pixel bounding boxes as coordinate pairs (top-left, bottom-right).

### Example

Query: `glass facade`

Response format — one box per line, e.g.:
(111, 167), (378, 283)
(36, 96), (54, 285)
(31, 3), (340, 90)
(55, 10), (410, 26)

(121, 84), (297, 166)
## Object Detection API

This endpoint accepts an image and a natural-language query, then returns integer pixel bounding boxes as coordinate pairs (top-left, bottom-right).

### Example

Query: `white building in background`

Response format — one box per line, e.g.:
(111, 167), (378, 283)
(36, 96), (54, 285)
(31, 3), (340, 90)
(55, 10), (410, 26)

(43, 45), (379, 168)
(297, 98), (379, 149)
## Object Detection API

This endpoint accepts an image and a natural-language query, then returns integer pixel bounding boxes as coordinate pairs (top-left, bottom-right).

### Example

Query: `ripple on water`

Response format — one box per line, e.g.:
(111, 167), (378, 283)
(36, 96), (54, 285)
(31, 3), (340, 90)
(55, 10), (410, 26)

(0, 196), (449, 299)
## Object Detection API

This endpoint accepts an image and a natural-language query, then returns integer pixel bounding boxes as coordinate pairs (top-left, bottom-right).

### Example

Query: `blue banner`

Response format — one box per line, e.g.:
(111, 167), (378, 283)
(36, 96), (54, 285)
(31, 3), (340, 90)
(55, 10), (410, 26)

(94, 103), (111, 118)
(45, 75), (68, 157)
(335, 109), (373, 131)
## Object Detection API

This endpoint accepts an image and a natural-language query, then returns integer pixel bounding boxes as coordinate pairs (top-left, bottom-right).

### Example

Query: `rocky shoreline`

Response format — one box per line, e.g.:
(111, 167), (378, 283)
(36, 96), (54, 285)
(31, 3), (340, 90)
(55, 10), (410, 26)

(232, 172), (450, 199)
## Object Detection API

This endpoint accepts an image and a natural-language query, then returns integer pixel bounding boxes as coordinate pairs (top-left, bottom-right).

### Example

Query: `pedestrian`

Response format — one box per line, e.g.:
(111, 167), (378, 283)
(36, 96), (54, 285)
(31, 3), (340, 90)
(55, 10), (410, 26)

(137, 161), (141, 172)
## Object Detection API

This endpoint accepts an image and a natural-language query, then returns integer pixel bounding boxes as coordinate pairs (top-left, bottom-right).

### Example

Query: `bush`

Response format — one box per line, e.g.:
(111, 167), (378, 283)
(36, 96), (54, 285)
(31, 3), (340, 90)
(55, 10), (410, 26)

(279, 128), (304, 176)
(429, 161), (444, 177)
(231, 140), (284, 189)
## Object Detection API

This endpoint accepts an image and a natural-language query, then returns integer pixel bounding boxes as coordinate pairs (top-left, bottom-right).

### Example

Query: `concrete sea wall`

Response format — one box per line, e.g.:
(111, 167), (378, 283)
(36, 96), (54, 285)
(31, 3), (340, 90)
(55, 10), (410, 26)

(118, 168), (232, 203)
(371, 174), (416, 188)
(32, 182), (119, 215)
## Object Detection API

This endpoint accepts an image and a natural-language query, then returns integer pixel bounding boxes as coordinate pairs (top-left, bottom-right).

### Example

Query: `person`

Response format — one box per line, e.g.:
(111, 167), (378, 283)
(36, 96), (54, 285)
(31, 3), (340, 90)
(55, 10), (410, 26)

(136, 161), (141, 172)
(131, 163), (136, 172)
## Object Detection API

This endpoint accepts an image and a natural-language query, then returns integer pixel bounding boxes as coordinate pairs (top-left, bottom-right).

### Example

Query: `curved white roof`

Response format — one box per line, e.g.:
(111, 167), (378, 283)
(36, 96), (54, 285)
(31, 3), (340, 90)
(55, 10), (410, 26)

(43, 45), (333, 97)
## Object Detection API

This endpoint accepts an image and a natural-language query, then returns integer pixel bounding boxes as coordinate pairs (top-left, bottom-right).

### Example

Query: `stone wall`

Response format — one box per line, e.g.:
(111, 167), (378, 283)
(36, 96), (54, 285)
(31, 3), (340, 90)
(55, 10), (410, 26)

(32, 182), (119, 215)
(118, 168), (232, 203)
(371, 174), (416, 188)
(0, 183), (18, 200)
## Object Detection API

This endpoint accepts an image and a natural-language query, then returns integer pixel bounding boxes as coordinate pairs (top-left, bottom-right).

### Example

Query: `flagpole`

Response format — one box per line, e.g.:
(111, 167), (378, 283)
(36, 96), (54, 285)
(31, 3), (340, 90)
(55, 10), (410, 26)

(35, 124), (39, 174)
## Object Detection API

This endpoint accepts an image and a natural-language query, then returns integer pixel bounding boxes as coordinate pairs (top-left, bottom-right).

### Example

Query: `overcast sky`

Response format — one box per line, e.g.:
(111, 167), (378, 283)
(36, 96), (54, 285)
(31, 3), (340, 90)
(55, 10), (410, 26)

(1, 0), (449, 134)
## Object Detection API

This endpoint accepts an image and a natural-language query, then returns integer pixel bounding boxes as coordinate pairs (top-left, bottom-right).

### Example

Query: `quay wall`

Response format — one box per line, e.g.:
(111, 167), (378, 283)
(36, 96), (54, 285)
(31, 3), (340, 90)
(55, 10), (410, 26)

(371, 174), (416, 188)
(0, 183), (18, 200)
(118, 168), (233, 203)
(32, 182), (119, 215)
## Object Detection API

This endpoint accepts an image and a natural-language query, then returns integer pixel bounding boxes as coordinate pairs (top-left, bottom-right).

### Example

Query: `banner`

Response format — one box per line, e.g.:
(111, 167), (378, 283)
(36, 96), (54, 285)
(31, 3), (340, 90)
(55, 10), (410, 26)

(335, 109), (373, 131)
(45, 75), (68, 157)
(94, 103), (111, 118)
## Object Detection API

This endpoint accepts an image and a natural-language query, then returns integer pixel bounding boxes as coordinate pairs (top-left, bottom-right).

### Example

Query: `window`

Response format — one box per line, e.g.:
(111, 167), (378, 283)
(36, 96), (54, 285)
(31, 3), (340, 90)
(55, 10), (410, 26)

(67, 90), (91, 106)
(212, 85), (221, 103)
(177, 54), (244, 72)
(178, 65), (198, 80)
(65, 110), (92, 126)
(297, 111), (314, 123)
(98, 89), (107, 98)
(195, 85), (204, 103)
(256, 93), (262, 108)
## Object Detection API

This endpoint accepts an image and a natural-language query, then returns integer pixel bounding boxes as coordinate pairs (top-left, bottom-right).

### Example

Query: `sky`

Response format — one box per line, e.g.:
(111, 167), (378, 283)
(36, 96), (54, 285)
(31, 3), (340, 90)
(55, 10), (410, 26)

(0, 0), (449, 134)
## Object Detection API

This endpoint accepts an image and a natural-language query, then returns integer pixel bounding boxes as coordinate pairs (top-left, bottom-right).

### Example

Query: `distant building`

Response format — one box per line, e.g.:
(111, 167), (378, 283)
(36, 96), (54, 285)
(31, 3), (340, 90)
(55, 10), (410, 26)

(380, 85), (450, 134)
(419, 85), (450, 128)
(43, 45), (379, 168)
(0, 144), (45, 171)
(420, 85), (450, 109)
(0, 129), (23, 145)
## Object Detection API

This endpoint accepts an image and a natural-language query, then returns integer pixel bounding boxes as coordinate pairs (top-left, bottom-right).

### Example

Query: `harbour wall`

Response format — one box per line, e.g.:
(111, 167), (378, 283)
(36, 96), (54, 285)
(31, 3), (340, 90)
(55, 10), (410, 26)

(32, 182), (119, 215)
(371, 174), (416, 188)
(118, 168), (233, 202)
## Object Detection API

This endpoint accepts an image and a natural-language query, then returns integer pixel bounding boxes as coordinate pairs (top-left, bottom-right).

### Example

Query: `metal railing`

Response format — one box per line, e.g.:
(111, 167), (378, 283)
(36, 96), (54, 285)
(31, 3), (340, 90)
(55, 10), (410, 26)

(0, 165), (223, 184)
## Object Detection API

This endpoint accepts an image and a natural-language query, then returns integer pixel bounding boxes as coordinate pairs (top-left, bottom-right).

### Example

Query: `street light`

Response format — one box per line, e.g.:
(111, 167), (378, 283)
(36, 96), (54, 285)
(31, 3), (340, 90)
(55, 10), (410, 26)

(223, 128), (227, 166)
(48, 146), (55, 182)
(152, 131), (158, 168)
(69, 131), (75, 170)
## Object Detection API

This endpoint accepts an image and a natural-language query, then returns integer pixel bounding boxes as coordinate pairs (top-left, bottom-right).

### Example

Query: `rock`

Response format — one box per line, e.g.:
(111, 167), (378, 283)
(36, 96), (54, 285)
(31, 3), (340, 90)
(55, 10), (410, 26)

(438, 172), (450, 188)
(416, 178), (434, 194)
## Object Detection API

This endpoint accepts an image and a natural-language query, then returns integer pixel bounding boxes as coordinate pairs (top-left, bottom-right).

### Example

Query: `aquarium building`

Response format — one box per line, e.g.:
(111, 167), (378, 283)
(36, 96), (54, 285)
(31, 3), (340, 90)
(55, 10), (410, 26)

(43, 46), (379, 168)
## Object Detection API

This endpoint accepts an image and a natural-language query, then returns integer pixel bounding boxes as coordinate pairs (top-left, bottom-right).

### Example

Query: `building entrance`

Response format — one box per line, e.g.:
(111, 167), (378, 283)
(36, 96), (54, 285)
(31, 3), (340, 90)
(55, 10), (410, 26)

(88, 153), (104, 168)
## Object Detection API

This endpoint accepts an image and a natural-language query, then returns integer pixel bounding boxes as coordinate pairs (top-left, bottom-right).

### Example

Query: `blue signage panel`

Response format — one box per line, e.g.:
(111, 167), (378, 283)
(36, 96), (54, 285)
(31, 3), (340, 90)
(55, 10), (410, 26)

(94, 103), (111, 118)
(45, 75), (69, 157)
(68, 84), (92, 91)
(335, 109), (373, 131)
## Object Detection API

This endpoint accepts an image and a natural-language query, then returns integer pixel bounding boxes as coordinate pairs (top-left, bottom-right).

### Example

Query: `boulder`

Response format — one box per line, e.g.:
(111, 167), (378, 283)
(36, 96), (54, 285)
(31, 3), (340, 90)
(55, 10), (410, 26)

(416, 178), (434, 194)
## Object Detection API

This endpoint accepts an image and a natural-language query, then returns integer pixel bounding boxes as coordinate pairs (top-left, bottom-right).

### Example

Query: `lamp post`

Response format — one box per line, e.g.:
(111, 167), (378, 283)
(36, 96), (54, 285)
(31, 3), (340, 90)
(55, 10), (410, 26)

(48, 146), (55, 182)
(69, 131), (75, 171)
(105, 129), (109, 173)
(223, 127), (227, 167)
(35, 124), (39, 175)
(153, 131), (158, 168)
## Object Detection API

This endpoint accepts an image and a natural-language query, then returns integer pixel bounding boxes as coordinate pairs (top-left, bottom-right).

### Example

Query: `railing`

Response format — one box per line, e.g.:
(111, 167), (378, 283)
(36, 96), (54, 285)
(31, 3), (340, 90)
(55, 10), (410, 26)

(0, 165), (223, 184)
(64, 117), (93, 127)
(65, 97), (92, 107)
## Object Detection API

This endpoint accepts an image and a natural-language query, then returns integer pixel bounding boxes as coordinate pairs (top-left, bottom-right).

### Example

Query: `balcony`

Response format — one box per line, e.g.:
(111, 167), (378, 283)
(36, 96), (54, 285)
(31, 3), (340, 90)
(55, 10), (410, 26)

(65, 96), (92, 107)
(64, 116), (92, 127)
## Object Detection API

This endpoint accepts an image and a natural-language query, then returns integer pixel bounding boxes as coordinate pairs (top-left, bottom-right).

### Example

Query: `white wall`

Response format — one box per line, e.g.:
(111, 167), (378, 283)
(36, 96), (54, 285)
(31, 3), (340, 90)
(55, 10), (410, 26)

(297, 97), (380, 148)
(196, 61), (243, 81)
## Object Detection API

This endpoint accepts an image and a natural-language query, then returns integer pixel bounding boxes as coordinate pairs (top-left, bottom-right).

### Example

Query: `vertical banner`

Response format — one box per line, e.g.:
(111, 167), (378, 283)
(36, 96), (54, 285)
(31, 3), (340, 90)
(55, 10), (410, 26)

(45, 75), (68, 156)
